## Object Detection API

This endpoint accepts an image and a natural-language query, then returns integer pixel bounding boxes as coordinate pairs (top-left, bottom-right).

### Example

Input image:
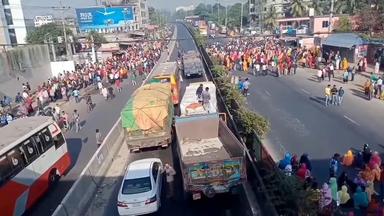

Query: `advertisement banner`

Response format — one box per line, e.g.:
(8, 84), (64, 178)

(76, 7), (134, 31)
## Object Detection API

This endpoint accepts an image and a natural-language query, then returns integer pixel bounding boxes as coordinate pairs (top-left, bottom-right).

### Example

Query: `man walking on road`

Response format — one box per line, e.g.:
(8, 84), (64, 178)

(338, 87), (345, 106)
(377, 77), (383, 98)
(325, 85), (331, 107)
(164, 163), (176, 198)
(96, 129), (103, 148)
(73, 110), (81, 133)
(243, 78), (250, 96)
(331, 85), (338, 105)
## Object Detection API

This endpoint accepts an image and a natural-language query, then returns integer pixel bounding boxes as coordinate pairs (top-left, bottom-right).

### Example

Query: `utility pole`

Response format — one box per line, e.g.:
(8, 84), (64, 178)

(55, 0), (72, 59)
(225, 6), (228, 30)
(90, 34), (96, 63)
(240, 2), (244, 33)
(45, 33), (56, 61)
(259, 0), (264, 32)
(217, 0), (220, 24)
(328, 0), (334, 33)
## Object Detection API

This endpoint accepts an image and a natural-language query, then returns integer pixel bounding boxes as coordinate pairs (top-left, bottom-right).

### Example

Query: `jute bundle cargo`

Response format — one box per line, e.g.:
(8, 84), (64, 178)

(121, 83), (174, 151)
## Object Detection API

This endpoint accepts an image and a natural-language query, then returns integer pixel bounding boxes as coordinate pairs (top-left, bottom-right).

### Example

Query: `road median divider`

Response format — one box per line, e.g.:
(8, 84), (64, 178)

(52, 117), (124, 216)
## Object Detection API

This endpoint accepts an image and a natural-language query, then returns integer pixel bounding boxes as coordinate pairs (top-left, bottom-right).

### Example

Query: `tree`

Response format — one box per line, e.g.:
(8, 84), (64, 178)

(26, 23), (72, 44)
(264, 6), (278, 30)
(289, 0), (308, 17)
(86, 31), (106, 45)
(310, 0), (324, 15)
(194, 3), (210, 18)
(334, 16), (352, 32)
(355, 6), (384, 36)
(334, 0), (366, 14)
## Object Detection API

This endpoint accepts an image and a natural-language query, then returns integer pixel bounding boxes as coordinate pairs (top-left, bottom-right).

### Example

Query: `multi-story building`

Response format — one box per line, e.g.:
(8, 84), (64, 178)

(0, 0), (28, 45)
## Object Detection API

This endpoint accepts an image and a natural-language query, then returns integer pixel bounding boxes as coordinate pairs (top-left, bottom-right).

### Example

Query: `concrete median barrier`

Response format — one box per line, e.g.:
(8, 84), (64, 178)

(52, 117), (123, 216)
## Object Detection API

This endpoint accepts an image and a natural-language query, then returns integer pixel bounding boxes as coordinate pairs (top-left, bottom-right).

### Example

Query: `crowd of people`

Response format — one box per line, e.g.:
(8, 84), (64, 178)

(0, 29), (171, 127)
(208, 37), (326, 77)
(278, 144), (384, 215)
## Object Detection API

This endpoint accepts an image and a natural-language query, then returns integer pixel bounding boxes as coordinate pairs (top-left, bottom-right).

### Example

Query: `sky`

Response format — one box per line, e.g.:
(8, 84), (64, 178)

(21, 0), (218, 19)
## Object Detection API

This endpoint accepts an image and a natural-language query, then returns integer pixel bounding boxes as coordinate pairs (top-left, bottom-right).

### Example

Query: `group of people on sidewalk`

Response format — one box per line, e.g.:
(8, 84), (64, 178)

(278, 144), (384, 215)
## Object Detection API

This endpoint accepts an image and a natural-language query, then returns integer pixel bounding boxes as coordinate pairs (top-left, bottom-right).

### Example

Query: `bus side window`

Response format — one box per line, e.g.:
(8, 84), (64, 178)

(53, 132), (65, 149)
(6, 148), (26, 178)
(0, 155), (12, 186)
(22, 139), (39, 164)
(39, 129), (54, 152)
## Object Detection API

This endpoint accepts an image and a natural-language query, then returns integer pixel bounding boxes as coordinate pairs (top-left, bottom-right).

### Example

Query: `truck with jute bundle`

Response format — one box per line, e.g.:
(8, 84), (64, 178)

(121, 83), (174, 152)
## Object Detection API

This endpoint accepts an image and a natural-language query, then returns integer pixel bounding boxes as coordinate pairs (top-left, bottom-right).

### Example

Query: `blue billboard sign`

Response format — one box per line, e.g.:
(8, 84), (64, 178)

(76, 7), (134, 31)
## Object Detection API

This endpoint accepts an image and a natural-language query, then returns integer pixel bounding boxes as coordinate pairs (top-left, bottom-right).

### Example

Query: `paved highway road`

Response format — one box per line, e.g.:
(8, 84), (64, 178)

(235, 68), (384, 183)
(84, 23), (250, 216)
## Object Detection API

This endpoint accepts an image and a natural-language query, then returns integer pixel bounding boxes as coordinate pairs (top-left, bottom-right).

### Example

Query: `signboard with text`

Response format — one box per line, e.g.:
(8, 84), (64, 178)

(75, 7), (134, 31)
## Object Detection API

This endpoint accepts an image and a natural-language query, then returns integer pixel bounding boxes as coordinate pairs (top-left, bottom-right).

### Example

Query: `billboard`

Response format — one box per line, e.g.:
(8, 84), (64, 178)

(76, 7), (134, 31)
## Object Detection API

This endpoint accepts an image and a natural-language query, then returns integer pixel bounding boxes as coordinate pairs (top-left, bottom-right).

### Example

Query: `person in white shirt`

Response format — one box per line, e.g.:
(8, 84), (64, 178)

(97, 81), (103, 94)
(22, 91), (29, 99)
(54, 104), (61, 115)
(375, 61), (380, 74)
(101, 87), (108, 100)
(164, 164), (176, 198)
(377, 77), (383, 97)
(242, 78), (250, 96)
(317, 69), (323, 82)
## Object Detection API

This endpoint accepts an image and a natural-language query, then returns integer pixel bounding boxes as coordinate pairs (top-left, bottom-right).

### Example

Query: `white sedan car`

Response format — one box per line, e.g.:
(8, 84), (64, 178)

(117, 158), (163, 216)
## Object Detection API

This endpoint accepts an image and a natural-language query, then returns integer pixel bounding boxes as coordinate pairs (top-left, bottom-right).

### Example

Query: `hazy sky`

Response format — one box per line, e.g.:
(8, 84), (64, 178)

(22, 0), (218, 19)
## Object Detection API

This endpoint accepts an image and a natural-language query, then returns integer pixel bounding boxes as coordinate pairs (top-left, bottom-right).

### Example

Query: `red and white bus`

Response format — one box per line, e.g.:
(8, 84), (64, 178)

(0, 116), (72, 216)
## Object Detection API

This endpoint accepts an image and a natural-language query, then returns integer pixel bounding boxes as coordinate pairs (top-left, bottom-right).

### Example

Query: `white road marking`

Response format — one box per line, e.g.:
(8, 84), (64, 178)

(265, 90), (271, 96)
(343, 115), (360, 126)
(301, 88), (310, 95)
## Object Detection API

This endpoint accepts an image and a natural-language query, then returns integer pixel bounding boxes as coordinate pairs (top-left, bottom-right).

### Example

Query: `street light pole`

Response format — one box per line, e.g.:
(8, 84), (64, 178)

(217, 0), (220, 24)
(328, 0), (334, 33)
(57, 0), (72, 59)
(225, 6), (228, 30)
(240, 2), (244, 33)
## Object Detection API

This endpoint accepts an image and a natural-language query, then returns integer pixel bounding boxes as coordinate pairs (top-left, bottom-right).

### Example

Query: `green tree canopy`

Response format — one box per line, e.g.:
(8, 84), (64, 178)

(289, 0), (308, 17)
(26, 23), (72, 44)
(264, 6), (278, 30)
(334, 16), (352, 32)
(86, 31), (106, 44)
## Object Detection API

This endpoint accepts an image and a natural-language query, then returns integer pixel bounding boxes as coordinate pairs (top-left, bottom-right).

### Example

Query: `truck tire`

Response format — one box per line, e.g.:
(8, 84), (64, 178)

(204, 187), (216, 198)
(230, 184), (242, 195)
(182, 190), (191, 202)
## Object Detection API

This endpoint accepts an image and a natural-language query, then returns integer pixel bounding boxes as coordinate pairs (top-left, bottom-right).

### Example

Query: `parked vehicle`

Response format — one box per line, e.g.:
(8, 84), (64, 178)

(121, 83), (174, 152)
(175, 107), (246, 200)
(117, 158), (163, 216)
(182, 51), (204, 78)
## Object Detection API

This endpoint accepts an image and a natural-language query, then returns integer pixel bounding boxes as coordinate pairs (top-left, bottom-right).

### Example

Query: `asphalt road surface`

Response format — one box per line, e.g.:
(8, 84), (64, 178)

(84, 23), (249, 216)
(235, 69), (384, 183)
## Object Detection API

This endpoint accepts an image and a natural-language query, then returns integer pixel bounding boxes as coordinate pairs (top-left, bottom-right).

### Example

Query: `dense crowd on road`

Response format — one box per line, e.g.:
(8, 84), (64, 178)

(208, 36), (384, 103)
(0, 27), (172, 127)
(278, 144), (384, 215)
(207, 36), (384, 214)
